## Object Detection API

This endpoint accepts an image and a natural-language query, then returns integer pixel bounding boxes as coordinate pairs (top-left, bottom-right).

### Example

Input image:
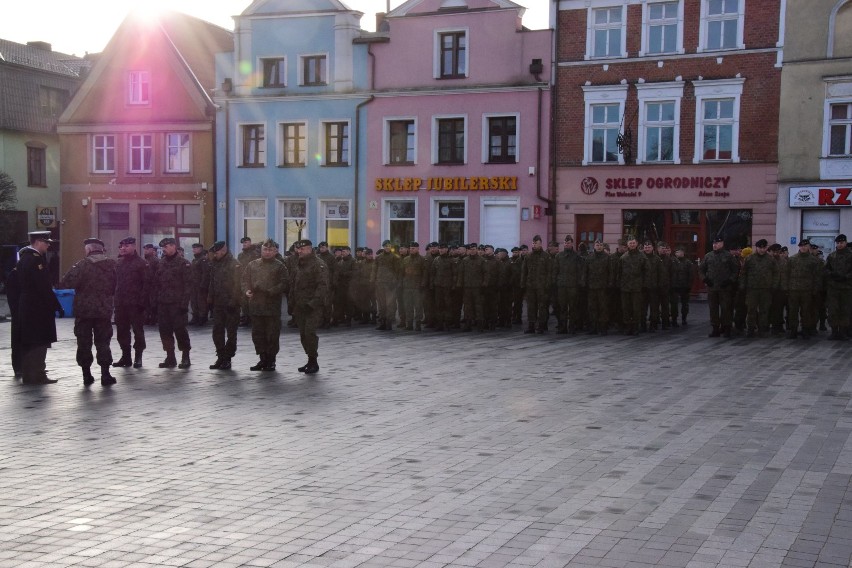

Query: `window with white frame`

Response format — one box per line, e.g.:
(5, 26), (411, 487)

(240, 124), (265, 167)
(128, 71), (150, 105)
(261, 57), (286, 88)
(434, 29), (468, 79)
(828, 102), (852, 156)
(166, 133), (191, 173)
(238, 200), (267, 244)
(588, 6), (626, 59)
(582, 84), (628, 165)
(700, 0), (744, 51)
(323, 121), (349, 166)
(279, 122), (306, 167)
(642, 1), (682, 55)
(435, 116), (466, 164)
(484, 115), (518, 164)
(637, 82), (684, 164)
(321, 200), (350, 247)
(129, 133), (153, 173)
(435, 200), (466, 244)
(692, 78), (743, 163)
(92, 134), (115, 173)
(300, 54), (327, 86)
(278, 199), (308, 251)
(385, 200), (416, 246)
(386, 119), (416, 165)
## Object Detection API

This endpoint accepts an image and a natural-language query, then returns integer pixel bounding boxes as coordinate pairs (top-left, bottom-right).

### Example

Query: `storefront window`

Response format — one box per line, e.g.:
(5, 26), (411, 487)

(97, 203), (129, 255)
(436, 200), (466, 244)
(386, 200), (415, 246)
(704, 209), (751, 250)
(140, 204), (200, 251)
(622, 210), (665, 243)
(279, 200), (307, 251)
(238, 200), (266, 244)
(321, 200), (350, 247)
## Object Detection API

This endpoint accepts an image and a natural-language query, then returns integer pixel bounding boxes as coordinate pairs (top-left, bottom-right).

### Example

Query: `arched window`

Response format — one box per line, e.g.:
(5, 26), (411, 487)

(829, 0), (852, 57)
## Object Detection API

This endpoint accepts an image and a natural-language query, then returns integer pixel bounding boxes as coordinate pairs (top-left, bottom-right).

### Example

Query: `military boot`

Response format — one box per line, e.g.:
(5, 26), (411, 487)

(219, 358), (232, 370)
(178, 350), (191, 369)
(260, 357), (276, 372)
(304, 357), (319, 374)
(133, 350), (143, 368)
(82, 367), (95, 386)
(209, 357), (224, 370)
(298, 359), (310, 373)
(112, 348), (132, 367)
(100, 366), (117, 386)
(250, 356), (267, 371)
(159, 351), (177, 368)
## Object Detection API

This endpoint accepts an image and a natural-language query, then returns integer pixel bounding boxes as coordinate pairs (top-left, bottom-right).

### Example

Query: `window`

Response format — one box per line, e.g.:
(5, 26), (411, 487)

(261, 57), (286, 87)
(485, 115), (517, 164)
(436, 117), (466, 164)
(39, 86), (67, 118)
(582, 84), (628, 165)
(321, 200), (350, 247)
(166, 133), (191, 173)
(240, 124), (265, 167)
(129, 134), (153, 173)
(279, 200), (308, 251)
(589, 6), (625, 59)
(700, 0), (744, 51)
(92, 134), (115, 173)
(237, 200), (267, 244)
(301, 55), (327, 86)
(642, 1), (682, 55)
(128, 71), (150, 105)
(26, 142), (46, 187)
(437, 30), (467, 78)
(140, 204), (201, 251)
(387, 119), (416, 165)
(435, 200), (466, 244)
(279, 123), (306, 167)
(324, 122), (349, 166)
(693, 78), (743, 163)
(829, 103), (852, 156)
(385, 200), (416, 245)
(97, 203), (130, 253)
(636, 82), (684, 164)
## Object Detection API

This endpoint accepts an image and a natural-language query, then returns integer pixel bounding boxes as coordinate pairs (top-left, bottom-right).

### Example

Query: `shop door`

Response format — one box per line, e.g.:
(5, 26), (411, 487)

(481, 200), (519, 252)
(666, 210), (703, 261)
(576, 214), (603, 251)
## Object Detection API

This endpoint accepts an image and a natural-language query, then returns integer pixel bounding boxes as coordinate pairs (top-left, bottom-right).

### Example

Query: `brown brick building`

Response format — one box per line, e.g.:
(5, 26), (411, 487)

(552, 0), (782, 257)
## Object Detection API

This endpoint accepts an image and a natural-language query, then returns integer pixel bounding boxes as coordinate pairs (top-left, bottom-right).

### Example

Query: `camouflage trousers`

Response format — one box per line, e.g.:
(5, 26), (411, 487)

(787, 290), (815, 333)
(746, 289), (772, 331)
(74, 317), (114, 369)
(295, 304), (321, 358)
(158, 303), (191, 353)
(114, 304), (146, 352)
(251, 314), (281, 357)
(212, 305), (240, 358)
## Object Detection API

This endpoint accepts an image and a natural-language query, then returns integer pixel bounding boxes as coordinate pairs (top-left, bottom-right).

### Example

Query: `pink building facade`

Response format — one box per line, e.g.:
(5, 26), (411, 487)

(363, 0), (551, 251)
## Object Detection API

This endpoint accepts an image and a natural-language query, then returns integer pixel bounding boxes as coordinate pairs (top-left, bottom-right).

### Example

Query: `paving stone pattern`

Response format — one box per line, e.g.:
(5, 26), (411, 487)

(1, 303), (851, 568)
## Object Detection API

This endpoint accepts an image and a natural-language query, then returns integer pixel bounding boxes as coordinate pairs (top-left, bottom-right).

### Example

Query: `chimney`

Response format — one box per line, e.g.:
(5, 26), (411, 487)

(27, 41), (52, 51)
(376, 12), (388, 32)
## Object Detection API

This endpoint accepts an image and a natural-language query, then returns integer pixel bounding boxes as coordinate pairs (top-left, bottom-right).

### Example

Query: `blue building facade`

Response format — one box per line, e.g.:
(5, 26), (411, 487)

(215, 0), (371, 251)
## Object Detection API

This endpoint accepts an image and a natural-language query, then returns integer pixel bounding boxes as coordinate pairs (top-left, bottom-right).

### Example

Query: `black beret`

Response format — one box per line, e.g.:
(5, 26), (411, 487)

(548, 240), (559, 247)
(261, 238), (279, 249)
(755, 239), (768, 248)
(84, 237), (104, 247)
(467, 243), (478, 249)
(211, 241), (226, 252)
(240, 237), (252, 243)
(438, 242), (448, 248)
(798, 239), (810, 247)
(532, 235), (542, 243)
(713, 237), (725, 243)
(365, 248), (373, 254)
(768, 243), (782, 252)
(191, 243), (204, 249)
(409, 241), (420, 248)
(119, 236), (136, 245)
(382, 239), (391, 247)
(511, 246), (520, 252)
(159, 237), (177, 247)
(318, 241), (329, 247)
(564, 235), (574, 243)
(836, 234), (848, 243)
(520, 244), (529, 251)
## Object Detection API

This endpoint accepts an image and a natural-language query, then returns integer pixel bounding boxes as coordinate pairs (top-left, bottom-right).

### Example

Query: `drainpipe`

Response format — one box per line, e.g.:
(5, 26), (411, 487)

(548, 5), (559, 242)
(224, 99), (231, 245)
(353, 43), (377, 247)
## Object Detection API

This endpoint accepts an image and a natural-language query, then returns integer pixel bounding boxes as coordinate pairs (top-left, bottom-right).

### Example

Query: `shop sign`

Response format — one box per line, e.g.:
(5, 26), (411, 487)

(36, 207), (57, 228)
(581, 176), (732, 198)
(789, 186), (852, 208)
(375, 176), (518, 192)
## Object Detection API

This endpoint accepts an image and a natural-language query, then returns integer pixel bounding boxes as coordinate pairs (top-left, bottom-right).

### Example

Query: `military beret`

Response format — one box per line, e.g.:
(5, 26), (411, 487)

(340, 245), (351, 251)
(261, 238), (279, 249)
(143, 243), (157, 250)
(781, 246), (788, 252)
(318, 241), (328, 247)
(810, 242), (819, 249)
(355, 247), (364, 252)
(159, 237), (177, 247)
(191, 243), (204, 249)
(177, 247), (185, 252)
(511, 246), (520, 252)
(676, 245), (686, 252)
(295, 239), (313, 248)
(28, 230), (54, 243)
(713, 236), (725, 243)
(755, 239), (768, 248)
(643, 240), (653, 246)
(211, 240), (226, 252)
(657, 241), (668, 248)
(478, 244), (486, 251)
(429, 242), (438, 248)
(240, 237), (252, 243)
(438, 242), (448, 248)
(382, 239), (391, 247)
(84, 237), (104, 247)
(520, 244), (529, 251)
(365, 248), (373, 254)
(399, 242), (409, 248)
(837, 234), (848, 243)
(409, 241), (419, 248)
(532, 235), (542, 243)
(467, 243), (478, 249)
(564, 235), (574, 243)
(548, 240), (559, 247)
(119, 236), (136, 246)
(768, 243), (782, 252)
(798, 239), (810, 247)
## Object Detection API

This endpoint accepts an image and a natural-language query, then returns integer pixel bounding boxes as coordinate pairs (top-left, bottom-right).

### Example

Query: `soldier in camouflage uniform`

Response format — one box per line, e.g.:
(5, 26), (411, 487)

(189, 243), (211, 326)
(641, 241), (663, 332)
(786, 240), (823, 339)
(521, 235), (553, 334)
(768, 243), (788, 334)
(585, 240), (611, 335)
(373, 240), (401, 330)
(481, 245), (499, 330)
(553, 235), (584, 334)
(616, 238), (648, 335)
(670, 246), (696, 326)
(657, 242), (673, 329)
(496, 248), (513, 328)
(207, 241), (242, 370)
(154, 238), (192, 369)
(458, 243), (485, 332)
(242, 239), (289, 371)
(400, 242), (427, 331)
(113, 237), (148, 369)
(699, 237), (740, 338)
(58, 237), (118, 386)
(430, 243), (456, 331)
(317, 242), (337, 328)
(510, 246), (525, 324)
(291, 239), (329, 373)
(741, 239), (778, 337)
(237, 237), (260, 326)
(333, 246), (355, 326)
(825, 234), (852, 339)
(143, 244), (160, 325)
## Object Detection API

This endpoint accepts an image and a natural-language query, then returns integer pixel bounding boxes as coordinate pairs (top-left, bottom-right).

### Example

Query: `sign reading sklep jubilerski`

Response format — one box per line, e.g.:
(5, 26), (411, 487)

(790, 186), (852, 207)
(375, 176), (518, 192)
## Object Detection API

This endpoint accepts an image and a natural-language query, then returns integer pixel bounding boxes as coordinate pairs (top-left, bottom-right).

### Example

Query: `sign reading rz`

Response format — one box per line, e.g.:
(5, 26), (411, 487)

(819, 188), (852, 205)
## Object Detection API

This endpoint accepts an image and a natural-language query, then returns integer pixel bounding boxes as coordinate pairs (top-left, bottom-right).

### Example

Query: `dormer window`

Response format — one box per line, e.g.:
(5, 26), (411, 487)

(436, 30), (467, 79)
(128, 71), (150, 105)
